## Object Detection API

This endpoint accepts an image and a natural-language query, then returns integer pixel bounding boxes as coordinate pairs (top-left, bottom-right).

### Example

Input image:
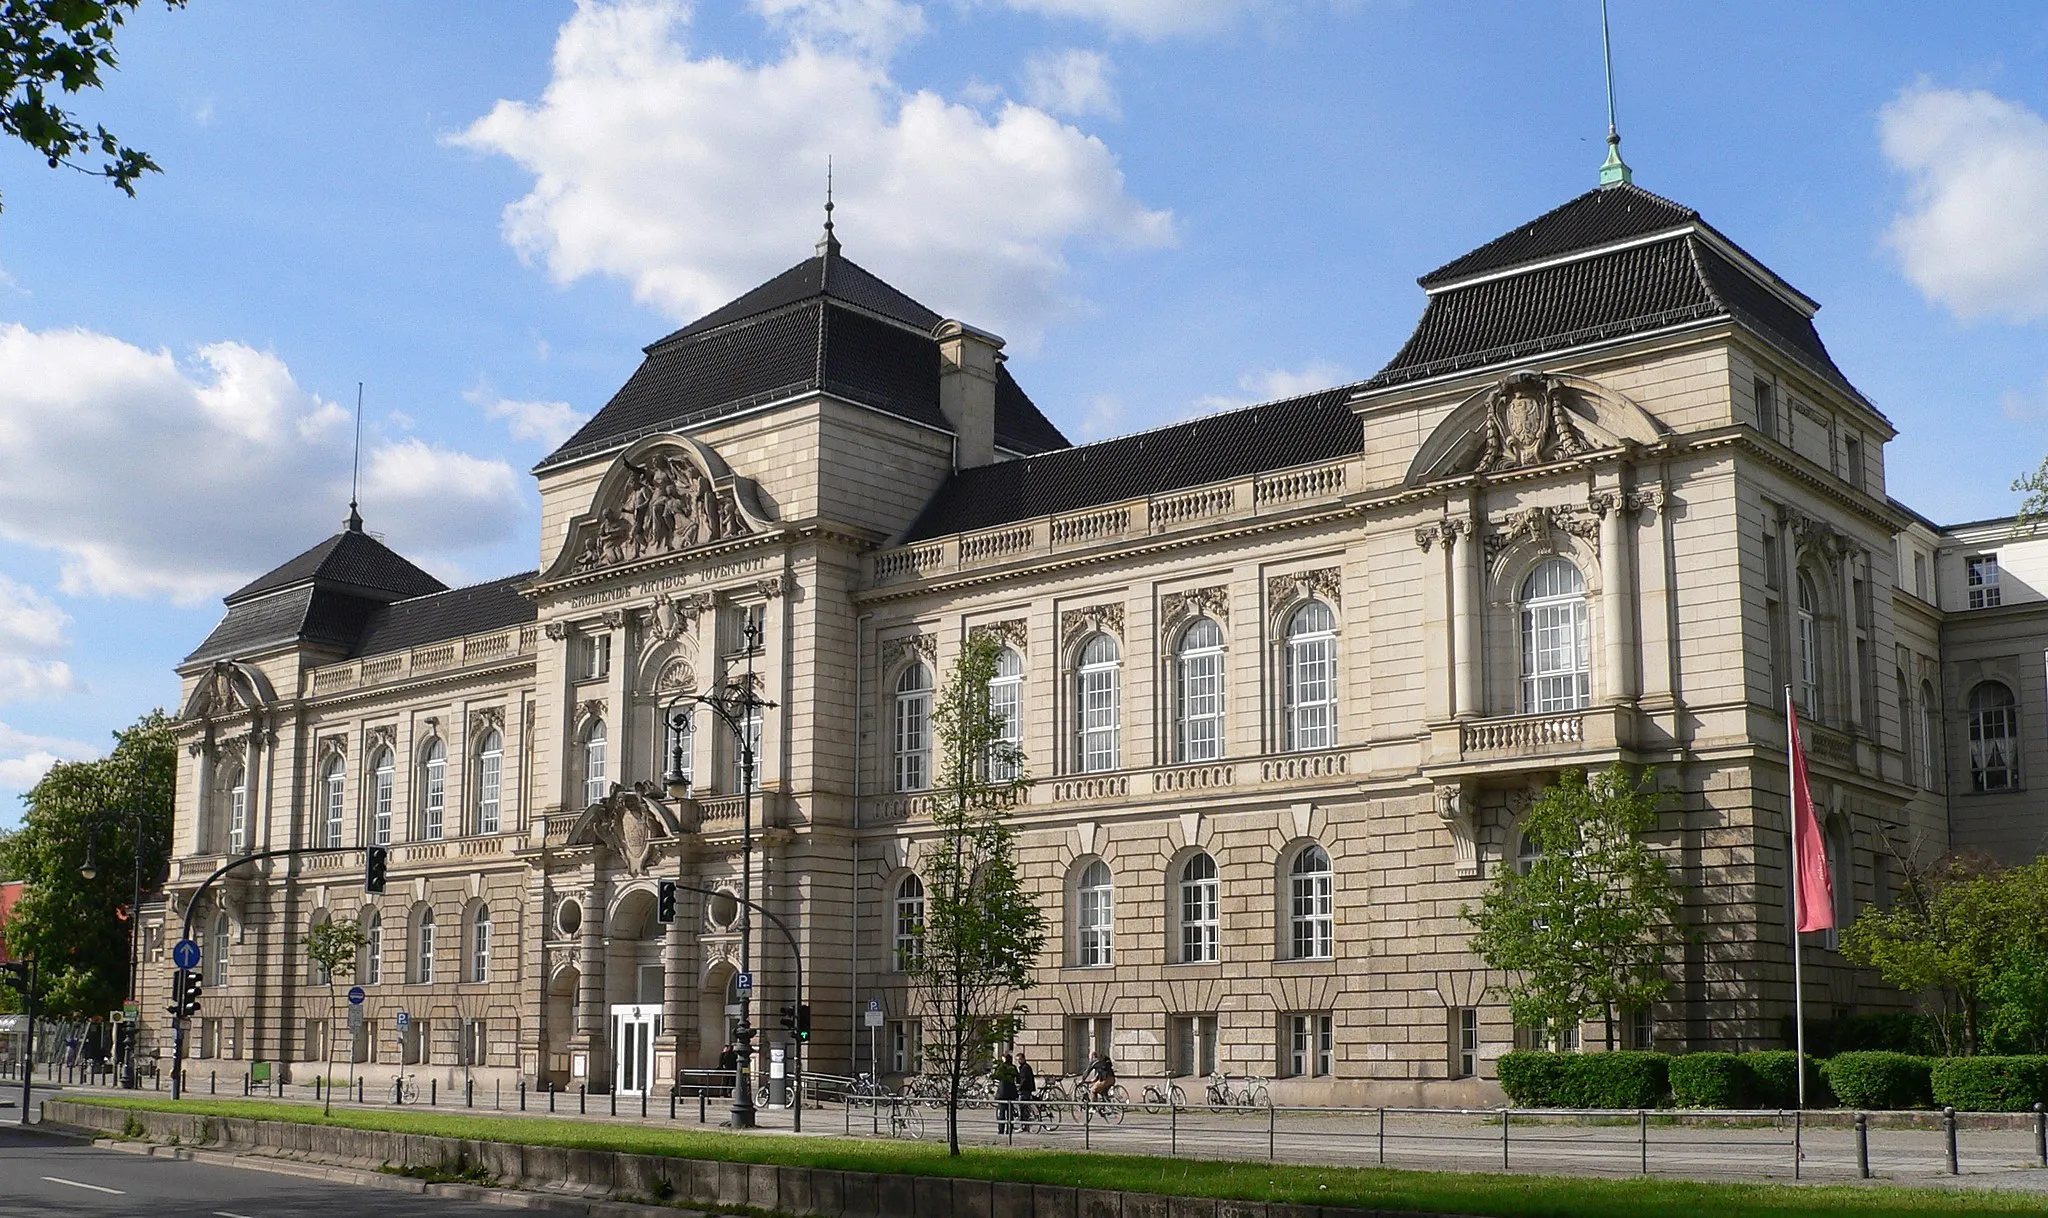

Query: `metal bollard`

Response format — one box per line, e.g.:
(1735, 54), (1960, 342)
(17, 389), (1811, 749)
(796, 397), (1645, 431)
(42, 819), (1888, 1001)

(1945, 1106), (1959, 1175)
(1170, 1100), (1177, 1157)
(1377, 1107), (1386, 1165)
(357, 1077), (364, 1104)
(466, 1078), (474, 1108)
(394, 1077), (402, 1105)
(1639, 1110), (1648, 1175)
(670, 1089), (676, 1121)
(610, 1087), (617, 1116)
(430, 1078), (437, 1106)
(1501, 1107), (1510, 1170)
(2036, 1103), (2046, 1167)
(1083, 1093), (1091, 1150)
(1267, 1098), (1276, 1162)
(641, 1089), (648, 1119)
(549, 1085), (557, 1113)
(1855, 1112), (1869, 1179)
(1793, 1109), (1803, 1181)
(519, 1081), (526, 1111)
(699, 1091), (707, 1123)
(579, 1083), (587, 1115)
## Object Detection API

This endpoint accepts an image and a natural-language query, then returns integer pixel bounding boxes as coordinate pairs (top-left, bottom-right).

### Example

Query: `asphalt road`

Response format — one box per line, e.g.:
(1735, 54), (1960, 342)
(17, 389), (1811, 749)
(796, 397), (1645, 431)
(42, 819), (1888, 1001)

(0, 1124), (515, 1218)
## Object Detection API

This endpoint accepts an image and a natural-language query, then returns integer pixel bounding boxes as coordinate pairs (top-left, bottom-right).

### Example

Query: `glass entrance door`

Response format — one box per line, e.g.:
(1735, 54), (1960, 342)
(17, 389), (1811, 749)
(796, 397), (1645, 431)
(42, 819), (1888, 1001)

(610, 1005), (659, 1096)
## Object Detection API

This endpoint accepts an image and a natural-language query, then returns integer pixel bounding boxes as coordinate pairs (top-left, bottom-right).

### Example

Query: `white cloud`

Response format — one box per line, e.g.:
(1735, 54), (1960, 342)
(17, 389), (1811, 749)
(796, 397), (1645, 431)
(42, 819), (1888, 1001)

(0, 575), (68, 654)
(1190, 360), (1347, 414)
(468, 385), (589, 448)
(0, 324), (528, 604)
(751, 0), (925, 58)
(999, 0), (1252, 38)
(454, 0), (1173, 345)
(0, 658), (78, 702)
(0, 720), (97, 792)
(1880, 85), (2048, 324)
(1022, 48), (1119, 119)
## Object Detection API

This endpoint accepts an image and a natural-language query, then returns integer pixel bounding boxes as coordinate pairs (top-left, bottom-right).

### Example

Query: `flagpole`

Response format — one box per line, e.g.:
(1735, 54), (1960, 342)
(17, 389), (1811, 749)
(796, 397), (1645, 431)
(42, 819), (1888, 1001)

(1785, 684), (1807, 1112)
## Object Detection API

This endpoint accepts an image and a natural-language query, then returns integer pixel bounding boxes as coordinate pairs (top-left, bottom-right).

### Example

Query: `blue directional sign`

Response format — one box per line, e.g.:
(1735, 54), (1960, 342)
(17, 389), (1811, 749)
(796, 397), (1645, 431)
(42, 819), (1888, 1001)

(347, 985), (366, 1006)
(172, 938), (201, 970)
(735, 971), (753, 996)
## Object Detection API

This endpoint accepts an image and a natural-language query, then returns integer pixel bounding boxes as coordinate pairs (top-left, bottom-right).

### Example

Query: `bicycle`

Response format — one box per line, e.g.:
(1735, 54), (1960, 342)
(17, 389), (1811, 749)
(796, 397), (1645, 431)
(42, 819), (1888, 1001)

(1139, 1080), (1187, 1113)
(884, 1097), (925, 1140)
(394, 1074), (422, 1105)
(1204, 1070), (1269, 1109)
(1073, 1077), (1126, 1125)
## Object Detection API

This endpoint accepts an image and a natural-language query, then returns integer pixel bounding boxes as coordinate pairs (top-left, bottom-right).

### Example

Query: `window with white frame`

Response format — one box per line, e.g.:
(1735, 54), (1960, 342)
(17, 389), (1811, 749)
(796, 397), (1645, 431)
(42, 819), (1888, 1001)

(1284, 1012), (1333, 1078)
(371, 748), (394, 846)
(1451, 1007), (1478, 1078)
(320, 756), (344, 848)
(729, 698), (762, 792)
(420, 739), (446, 840)
(364, 912), (383, 985)
(416, 910), (436, 985)
(893, 874), (925, 971)
(581, 632), (612, 680)
(1288, 845), (1334, 960)
(1967, 554), (2002, 609)
(1171, 1014), (1218, 1077)
(988, 647), (1024, 781)
(1178, 852), (1219, 964)
(210, 910), (230, 986)
(472, 904), (492, 983)
(582, 719), (608, 806)
(1796, 573), (1821, 713)
(1284, 601), (1337, 751)
(1076, 859), (1114, 966)
(1175, 618), (1225, 762)
(1969, 681), (2020, 792)
(661, 707), (694, 790)
(1075, 634), (1121, 773)
(893, 663), (932, 792)
(1520, 558), (1590, 713)
(225, 765), (248, 855)
(476, 729), (502, 834)
(1920, 681), (1941, 791)
(1896, 669), (1913, 788)
(889, 1018), (922, 1074)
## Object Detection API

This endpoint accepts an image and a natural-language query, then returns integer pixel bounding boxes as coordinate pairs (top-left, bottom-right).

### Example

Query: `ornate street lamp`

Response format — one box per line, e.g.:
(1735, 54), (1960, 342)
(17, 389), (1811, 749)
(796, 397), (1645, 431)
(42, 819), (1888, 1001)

(660, 613), (776, 1128)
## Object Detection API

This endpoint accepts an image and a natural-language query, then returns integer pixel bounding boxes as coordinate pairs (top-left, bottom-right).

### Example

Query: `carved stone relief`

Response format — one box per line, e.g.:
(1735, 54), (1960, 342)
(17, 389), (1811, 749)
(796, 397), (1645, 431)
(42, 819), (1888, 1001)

(880, 634), (939, 672)
(1482, 504), (1601, 566)
(651, 591), (714, 641)
(756, 576), (786, 600)
(1160, 587), (1229, 636)
(576, 698), (607, 725)
(1265, 568), (1340, 617)
(572, 448), (751, 573)
(563, 785), (682, 877)
(543, 621), (569, 642)
(1434, 783), (1479, 877)
(969, 619), (1029, 652)
(363, 725), (396, 758)
(1624, 487), (1667, 516)
(1060, 604), (1124, 650)
(469, 706), (505, 739)
(654, 658), (694, 694)
(1474, 371), (1589, 473)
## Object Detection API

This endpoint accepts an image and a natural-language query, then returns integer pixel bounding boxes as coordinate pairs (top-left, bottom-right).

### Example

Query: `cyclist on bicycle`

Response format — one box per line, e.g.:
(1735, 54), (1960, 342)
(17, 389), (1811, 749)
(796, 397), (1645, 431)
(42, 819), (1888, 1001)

(1083, 1048), (1116, 1101)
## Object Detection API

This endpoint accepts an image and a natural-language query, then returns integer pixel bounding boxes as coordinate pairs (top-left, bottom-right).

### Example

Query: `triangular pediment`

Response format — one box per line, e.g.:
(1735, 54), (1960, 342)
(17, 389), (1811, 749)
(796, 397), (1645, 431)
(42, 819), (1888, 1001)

(1404, 371), (1668, 488)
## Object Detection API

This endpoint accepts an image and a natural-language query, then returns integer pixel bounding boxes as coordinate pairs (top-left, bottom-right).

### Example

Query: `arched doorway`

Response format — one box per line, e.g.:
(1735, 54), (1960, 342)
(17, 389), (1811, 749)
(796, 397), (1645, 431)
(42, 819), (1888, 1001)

(545, 965), (578, 1089)
(700, 962), (741, 1071)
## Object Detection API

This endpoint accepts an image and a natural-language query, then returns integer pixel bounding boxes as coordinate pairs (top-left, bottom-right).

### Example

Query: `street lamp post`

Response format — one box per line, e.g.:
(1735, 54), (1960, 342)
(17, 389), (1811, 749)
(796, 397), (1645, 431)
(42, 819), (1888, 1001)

(662, 614), (776, 1130)
(79, 807), (157, 1089)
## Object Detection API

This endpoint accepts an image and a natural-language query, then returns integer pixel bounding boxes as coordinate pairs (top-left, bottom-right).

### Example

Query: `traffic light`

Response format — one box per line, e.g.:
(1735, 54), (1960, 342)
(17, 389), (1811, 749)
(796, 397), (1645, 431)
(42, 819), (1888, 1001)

(0, 961), (27, 998)
(795, 1003), (811, 1042)
(364, 846), (388, 894)
(179, 969), (203, 1018)
(657, 880), (677, 925)
(166, 969), (184, 1017)
(779, 1004), (796, 1033)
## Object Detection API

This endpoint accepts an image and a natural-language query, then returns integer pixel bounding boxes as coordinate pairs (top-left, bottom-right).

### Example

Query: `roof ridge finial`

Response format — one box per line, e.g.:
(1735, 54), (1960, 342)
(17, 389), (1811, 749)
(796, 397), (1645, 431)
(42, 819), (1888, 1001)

(346, 381), (366, 533)
(1598, 0), (1632, 188)
(817, 156), (841, 259)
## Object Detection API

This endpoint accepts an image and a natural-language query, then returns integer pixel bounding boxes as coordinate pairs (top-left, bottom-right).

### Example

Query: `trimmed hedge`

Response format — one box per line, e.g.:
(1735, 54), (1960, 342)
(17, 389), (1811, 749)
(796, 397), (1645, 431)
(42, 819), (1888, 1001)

(1794, 1011), (1940, 1057)
(1746, 1050), (1832, 1109)
(1668, 1053), (1749, 1108)
(1496, 1051), (1669, 1108)
(1930, 1056), (2048, 1112)
(1822, 1052), (1934, 1110)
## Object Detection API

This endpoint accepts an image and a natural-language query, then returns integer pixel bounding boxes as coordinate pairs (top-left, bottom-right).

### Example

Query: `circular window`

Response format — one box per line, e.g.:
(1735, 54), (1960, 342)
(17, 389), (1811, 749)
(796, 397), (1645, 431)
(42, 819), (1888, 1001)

(555, 898), (583, 938)
(707, 889), (740, 930)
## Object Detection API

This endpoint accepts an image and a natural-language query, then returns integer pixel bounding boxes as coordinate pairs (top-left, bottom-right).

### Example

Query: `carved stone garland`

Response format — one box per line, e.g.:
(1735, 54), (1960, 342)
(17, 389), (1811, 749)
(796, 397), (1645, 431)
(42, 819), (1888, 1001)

(1482, 504), (1601, 566)
(968, 619), (1029, 652)
(1265, 568), (1340, 618)
(1160, 587), (1229, 636)
(363, 724), (396, 759)
(1059, 604), (1124, 650)
(469, 706), (505, 740)
(571, 448), (751, 573)
(880, 634), (939, 673)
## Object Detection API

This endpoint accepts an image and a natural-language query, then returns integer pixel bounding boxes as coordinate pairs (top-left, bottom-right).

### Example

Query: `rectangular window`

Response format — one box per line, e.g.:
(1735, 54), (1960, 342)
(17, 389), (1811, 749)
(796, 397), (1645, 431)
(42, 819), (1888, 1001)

(730, 702), (762, 792)
(324, 771), (345, 849)
(889, 1019), (922, 1074)
(1520, 599), (1590, 713)
(423, 753), (445, 840)
(1283, 1013), (1333, 1078)
(1913, 552), (1929, 600)
(1754, 378), (1777, 439)
(580, 633), (612, 681)
(1763, 531), (1781, 591)
(1170, 1014), (1219, 1077)
(373, 763), (393, 846)
(1067, 1015), (1113, 1075)
(1078, 877), (1114, 967)
(721, 604), (766, 656)
(1450, 1008), (1478, 1079)
(1078, 665), (1120, 772)
(1843, 432), (1864, 490)
(1626, 1007), (1653, 1051)
(1968, 554), (2002, 609)
(1180, 867), (1218, 964)
(477, 746), (502, 834)
(894, 687), (929, 792)
(1286, 633), (1338, 752)
(463, 1019), (488, 1067)
(228, 784), (248, 855)
(1176, 648), (1225, 762)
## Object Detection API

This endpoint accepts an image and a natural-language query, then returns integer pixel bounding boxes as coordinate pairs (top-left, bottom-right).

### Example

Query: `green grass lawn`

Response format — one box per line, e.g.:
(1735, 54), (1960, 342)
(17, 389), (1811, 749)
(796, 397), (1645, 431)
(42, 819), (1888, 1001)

(62, 1095), (2047, 1218)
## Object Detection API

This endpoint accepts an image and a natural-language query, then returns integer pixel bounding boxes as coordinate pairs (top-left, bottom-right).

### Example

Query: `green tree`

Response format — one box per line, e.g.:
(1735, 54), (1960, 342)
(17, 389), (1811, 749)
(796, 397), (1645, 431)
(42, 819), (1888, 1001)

(1842, 853), (2048, 1055)
(0, 711), (175, 1017)
(1463, 765), (1682, 1050)
(907, 630), (1047, 1156)
(2, 1), (186, 209)
(302, 915), (366, 1113)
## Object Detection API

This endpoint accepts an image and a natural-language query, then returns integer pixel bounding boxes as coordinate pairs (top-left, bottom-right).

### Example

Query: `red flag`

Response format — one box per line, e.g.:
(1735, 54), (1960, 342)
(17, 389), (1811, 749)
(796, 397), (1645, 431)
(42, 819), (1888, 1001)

(1787, 698), (1835, 932)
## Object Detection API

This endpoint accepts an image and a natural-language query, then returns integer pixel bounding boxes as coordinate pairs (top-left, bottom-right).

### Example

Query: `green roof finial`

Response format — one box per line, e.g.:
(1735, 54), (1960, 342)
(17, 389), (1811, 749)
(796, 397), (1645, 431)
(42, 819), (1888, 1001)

(1598, 0), (1633, 188)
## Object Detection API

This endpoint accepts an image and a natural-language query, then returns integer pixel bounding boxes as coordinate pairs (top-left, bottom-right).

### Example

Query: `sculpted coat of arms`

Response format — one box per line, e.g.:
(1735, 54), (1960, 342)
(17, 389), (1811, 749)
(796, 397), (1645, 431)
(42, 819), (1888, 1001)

(566, 783), (684, 877)
(1475, 372), (1589, 473)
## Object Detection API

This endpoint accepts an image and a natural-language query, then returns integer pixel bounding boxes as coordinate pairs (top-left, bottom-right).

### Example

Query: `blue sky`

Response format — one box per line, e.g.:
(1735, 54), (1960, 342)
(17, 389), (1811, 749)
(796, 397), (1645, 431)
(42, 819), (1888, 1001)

(1, 0), (2046, 824)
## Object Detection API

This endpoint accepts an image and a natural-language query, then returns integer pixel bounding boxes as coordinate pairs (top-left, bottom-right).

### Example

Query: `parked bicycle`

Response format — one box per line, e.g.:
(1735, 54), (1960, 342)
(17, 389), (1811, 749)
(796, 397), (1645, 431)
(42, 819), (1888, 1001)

(1204, 1070), (1268, 1109)
(884, 1097), (925, 1140)
(394, 1073), (422, 1105)
(1139, 1080), (1187, 1114)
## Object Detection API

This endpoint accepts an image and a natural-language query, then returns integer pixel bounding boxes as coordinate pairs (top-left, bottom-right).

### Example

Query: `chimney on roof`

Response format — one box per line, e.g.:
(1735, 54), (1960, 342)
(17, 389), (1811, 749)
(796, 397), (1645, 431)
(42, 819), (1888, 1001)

(934, 320), (1003, 470)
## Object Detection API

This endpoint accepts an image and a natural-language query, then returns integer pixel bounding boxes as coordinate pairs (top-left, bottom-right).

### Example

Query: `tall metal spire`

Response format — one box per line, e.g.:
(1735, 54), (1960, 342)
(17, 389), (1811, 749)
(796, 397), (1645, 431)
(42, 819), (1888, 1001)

(346, 381), (365, 533)
(816, 157), (841, 259)
(1598, 0), (1633, 188)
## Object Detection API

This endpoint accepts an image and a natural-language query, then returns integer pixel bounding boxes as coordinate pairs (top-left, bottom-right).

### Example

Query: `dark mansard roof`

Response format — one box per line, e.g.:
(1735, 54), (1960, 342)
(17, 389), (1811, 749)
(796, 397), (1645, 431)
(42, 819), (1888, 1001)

(537, 246), (1070, 470)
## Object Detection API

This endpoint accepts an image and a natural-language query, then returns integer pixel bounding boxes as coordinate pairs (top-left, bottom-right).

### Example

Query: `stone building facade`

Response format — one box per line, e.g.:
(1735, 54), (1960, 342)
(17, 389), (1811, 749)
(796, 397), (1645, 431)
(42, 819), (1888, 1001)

(136, 182), (2047, 1105)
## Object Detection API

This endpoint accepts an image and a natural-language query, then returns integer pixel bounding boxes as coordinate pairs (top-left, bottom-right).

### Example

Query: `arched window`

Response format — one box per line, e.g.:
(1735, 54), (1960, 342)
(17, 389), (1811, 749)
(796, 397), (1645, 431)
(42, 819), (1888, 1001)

(1897, 669), (1913, 788)
(1075, 634), (1121, 773)
(988, 647), (1025, 781)
(420, 739), (447, 840)
(210, 910), (230, 986)
(1827, 819), (1854, 940)
(224, 765), (248, 855)
(365, 911), (383, 985)
(1175, 618), (1225, 763)
(1284, 602), (1337, 751)
(416, 909), (437, 985)
(894, 663), (932, 793)
(472, 904), (492, 983)
(1920, 681), (1941, 791)
(370, 748), (395, 846)
(1969, 681), (2020, 792)
(1520, 559), (1590, 713)
(1514, 832), (1542, 877)
(1076, 859), (1114, 966)
(309, 911), (333, 984)
(582, 719), (608, 806)
(1178, 852), (1219, 964)
(1288, 845), (1334, 960)
(321, 755), (345, 849)
(1796, 573), (1821, 713)
(893, 875), (925, 971)
(476, 729), (503, 834)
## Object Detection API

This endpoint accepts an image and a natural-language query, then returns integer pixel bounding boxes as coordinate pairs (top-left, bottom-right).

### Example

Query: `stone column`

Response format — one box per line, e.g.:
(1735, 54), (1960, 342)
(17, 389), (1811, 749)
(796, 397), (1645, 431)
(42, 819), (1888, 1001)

(663, 899), (688, 1077)
(576, 876), (606, 1090)
(1596, 491), (1636, 704)
(1450, 517), (1479, 719)
(1631, 488), (1673, 707)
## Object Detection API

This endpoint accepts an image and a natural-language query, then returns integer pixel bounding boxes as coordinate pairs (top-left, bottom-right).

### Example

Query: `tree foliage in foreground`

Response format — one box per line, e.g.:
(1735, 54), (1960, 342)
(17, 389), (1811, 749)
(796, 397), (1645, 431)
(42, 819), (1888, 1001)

(0, 710), (175, 1016)
(1464, 765), (1683, 1050)
(907, 630), (1047, 1156)
(1, 0), (185, 209)
(303, 916), (367, 1112)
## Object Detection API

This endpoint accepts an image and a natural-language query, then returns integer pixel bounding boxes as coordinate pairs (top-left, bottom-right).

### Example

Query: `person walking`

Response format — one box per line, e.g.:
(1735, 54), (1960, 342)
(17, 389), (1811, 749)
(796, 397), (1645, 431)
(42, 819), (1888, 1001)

(717, 1041), (738, 1097)
(992, 1052), (1020, 1135)
(1015, 1050), (1037, 1132)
